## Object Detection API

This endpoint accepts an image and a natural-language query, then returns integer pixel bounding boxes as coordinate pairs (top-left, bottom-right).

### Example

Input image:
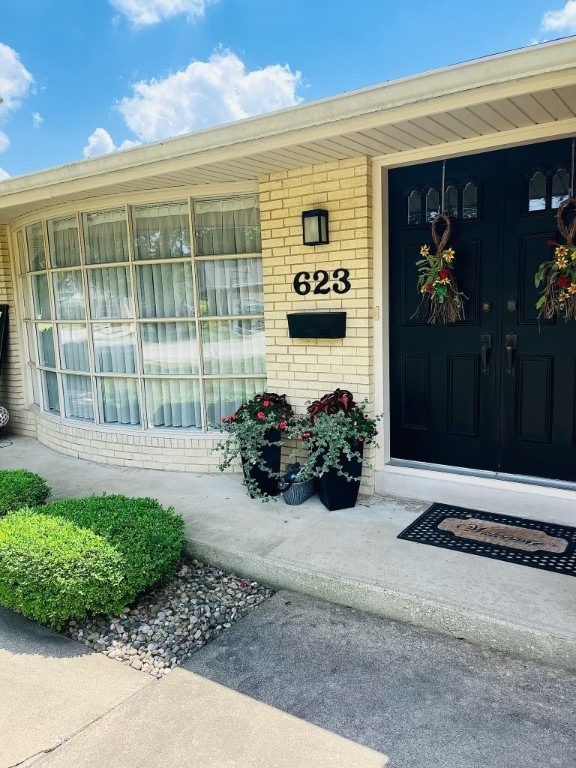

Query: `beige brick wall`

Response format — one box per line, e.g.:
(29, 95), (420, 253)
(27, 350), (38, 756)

(259, 156), (375, 489)
(260, 157), (373, 409)
(34, 413), (223, 472)
(0, 225), (35, 436)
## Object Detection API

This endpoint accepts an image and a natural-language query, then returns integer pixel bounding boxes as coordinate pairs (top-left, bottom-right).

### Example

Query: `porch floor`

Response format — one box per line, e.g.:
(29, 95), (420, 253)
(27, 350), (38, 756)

(2, 435), (575, 671)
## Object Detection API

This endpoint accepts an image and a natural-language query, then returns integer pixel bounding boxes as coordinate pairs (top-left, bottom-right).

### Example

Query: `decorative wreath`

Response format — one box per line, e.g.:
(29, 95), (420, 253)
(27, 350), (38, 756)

(415, 213), (466, 324)
(535, 198), (576, 322)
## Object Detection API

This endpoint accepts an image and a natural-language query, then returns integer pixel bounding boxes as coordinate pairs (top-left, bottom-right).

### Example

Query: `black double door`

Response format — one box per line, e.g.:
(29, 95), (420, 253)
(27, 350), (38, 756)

(389, 139), (576, 482)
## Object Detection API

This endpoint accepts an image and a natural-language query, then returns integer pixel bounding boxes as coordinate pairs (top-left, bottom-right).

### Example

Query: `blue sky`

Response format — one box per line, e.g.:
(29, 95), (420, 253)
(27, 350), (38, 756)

(1, 0), (575, 180)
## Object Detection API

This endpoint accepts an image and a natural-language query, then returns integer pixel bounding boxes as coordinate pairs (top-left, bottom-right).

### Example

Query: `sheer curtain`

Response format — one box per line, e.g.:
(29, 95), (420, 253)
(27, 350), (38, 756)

(99, 378), (140, 425)
(26, 223), (46, 271)
(63, 374), (93, 421)
(204, 378), (266, 425)
(194, 196), (261, 256)
(47, 216), (80, 268)
(83, 209), (129, 264)
(141, 322), (197, 375)
(93, 324), (136, 373)
(201, 320), (265, 375)
(133, 202), (191, 260)
(136, 263), (194, 318)
(145, 379), (201, 428)
(59, 324), (90, 371)
(88, 267), (132, 319)
(197, 258), (263, 316)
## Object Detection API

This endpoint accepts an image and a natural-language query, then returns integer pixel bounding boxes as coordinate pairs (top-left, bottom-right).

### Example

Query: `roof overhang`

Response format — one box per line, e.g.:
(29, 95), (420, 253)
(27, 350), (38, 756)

(1, 37), (576, 224)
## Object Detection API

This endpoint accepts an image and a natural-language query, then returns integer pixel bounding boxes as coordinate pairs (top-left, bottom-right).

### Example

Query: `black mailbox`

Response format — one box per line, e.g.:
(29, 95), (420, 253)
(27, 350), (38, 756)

(287, 312), (346, 339)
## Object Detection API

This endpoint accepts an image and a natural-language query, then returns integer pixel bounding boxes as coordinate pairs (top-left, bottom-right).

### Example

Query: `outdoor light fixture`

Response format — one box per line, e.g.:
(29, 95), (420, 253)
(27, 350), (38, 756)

(302, 209), (329, 246)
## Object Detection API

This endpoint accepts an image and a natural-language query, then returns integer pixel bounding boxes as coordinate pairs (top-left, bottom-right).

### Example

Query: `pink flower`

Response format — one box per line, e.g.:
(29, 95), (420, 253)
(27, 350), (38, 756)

(221, 417), (228, 423)
(279, 421), (287, 430)
(263, 400), (270, 407)
(230, 413), (237, 421)
(302, 431), (311, 439)
(358, 436), (365, 442)
(257, 411), (265, 419)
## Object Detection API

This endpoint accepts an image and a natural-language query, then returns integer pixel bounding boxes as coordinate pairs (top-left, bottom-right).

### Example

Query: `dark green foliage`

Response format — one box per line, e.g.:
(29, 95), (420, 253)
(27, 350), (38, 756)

(0, 470), (51, 516)
(40, 494), (184, 601)
(0, 510), (125, 628)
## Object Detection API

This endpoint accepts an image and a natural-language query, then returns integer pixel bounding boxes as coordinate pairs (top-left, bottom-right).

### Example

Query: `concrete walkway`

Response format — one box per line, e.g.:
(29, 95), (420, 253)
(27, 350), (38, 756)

(0, 603), (388, 768)
(2, 436), (576, 670)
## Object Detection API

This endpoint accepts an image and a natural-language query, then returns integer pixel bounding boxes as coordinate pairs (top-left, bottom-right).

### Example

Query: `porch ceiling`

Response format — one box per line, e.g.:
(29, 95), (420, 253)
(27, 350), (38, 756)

(1, 38), (575, 224)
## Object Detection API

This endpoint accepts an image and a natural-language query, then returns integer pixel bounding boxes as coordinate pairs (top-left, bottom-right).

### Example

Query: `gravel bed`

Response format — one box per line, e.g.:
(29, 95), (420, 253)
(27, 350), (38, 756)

(62, 559), (274, 678)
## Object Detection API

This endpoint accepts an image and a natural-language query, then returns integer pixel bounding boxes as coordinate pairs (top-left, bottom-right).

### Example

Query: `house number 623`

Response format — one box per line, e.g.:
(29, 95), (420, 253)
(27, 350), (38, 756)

(292, 268), (351, 296)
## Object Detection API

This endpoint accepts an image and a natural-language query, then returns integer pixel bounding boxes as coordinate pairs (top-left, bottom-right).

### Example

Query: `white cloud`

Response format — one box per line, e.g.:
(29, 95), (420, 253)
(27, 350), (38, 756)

(32, 112), (43, 128)
(0, 166), (10, 180)
(117, 50), (302, 143)
(541, 0), (576, 32)
(0, 42), (34, 160)
(0, 42), (34, 112)
(110, 0), (218, 27)
(83, 127), (141, 158)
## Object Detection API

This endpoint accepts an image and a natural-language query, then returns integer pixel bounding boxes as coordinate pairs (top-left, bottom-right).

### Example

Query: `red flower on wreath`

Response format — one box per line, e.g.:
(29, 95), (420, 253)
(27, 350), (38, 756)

(438, 268), (450, 280)
(557, 275), (571, 288)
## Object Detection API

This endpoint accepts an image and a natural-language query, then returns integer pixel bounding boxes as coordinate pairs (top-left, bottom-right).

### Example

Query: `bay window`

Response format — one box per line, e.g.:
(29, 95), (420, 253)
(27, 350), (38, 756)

(21, 194), (265, 431)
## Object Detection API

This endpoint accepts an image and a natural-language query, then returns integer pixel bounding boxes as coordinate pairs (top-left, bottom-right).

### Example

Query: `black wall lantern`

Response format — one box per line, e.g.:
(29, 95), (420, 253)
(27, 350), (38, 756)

(302, 208), (329, 246)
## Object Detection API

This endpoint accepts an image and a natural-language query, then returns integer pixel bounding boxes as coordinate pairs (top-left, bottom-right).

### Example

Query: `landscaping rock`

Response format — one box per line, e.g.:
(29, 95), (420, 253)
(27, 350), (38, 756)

(62, 560), (274, 679)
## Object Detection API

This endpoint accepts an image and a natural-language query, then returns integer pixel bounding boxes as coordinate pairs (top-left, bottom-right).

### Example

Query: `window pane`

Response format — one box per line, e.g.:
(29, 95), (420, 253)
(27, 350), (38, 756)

(63, 374), (93, 421)
(53, 271), (85, 320)
(48, 215), (81, 268)
(30, 365), (40, 406)
(98, 378), (140, 426)
(194, 196), (261, 256)
(552, 168), (569, 210)
(202, 319), (265, 375)
(426, 188), (439, 222)
(41, 370), (60, 414)
(83, 208), (129, 264)
(133, 201), (191, 260)
(445, 185), (458, 218)
(37, 324), (56, 367)
(204, 378), (266, 426)
(141, 322), (198, 374)
(197, 258), (263, 316)
(462, 182), (479, 220)
(145, 378), (201, 428)
(26, 324), (38, 364)
(32, 274), (51, 320)
(59, 324), (89, 371)
(88, 266), (132, 319)
(407, 190), (421, 225)
(529, 170), (547, 212)
(136, 263), (194, 318)
(26, 223), (46, 271)
(93, 323), (137, 373)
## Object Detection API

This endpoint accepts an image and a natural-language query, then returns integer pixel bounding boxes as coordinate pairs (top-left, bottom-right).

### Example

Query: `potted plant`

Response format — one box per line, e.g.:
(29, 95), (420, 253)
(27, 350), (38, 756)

(215, 392), (293, 500)
(290, 389), (380, 511)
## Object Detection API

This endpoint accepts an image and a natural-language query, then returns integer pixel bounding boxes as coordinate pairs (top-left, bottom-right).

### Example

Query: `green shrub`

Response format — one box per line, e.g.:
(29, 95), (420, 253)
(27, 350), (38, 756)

(0, 470), (51, 516)
(40, 494), (184, 602)
(0, 510), (125, 628)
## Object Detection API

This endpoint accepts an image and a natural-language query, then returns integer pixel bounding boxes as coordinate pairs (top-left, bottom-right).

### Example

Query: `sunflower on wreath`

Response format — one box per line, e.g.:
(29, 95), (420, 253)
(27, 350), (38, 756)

(535, 198), (576, 322)
(414, 213), (466, 324)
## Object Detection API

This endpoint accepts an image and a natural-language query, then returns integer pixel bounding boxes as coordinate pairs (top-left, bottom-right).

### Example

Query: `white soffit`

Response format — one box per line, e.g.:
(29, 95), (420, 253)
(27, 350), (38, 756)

(1, 38), (576, 223)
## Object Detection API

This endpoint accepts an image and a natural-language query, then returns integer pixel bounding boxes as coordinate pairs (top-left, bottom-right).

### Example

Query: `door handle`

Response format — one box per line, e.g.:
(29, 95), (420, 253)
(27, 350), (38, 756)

(480, 333), (492, 375)
(505, 331), (517, 375)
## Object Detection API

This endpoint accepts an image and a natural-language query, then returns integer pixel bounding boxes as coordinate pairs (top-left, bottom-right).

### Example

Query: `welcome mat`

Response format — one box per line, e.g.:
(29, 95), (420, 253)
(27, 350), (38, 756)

(397, 503), (576, 576)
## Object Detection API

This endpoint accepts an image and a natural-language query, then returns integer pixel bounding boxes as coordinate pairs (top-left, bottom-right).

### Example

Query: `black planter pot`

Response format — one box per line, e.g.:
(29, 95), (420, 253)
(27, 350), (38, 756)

(241, 428), (281, 498)
(316, 440), (364, 511)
